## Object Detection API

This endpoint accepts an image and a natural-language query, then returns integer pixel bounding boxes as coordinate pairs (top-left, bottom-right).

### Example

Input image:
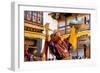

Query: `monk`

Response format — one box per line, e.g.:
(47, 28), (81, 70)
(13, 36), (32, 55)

(50, 30), (70, 59)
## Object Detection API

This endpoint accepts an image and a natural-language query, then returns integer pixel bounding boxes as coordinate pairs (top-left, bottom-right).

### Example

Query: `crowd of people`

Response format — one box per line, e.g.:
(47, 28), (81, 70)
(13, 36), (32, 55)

(24, 30), (90, 61)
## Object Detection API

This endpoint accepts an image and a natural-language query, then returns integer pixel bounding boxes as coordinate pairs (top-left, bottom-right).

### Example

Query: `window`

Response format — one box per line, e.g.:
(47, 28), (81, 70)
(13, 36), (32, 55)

(32, 11), (37, 23)
(25, 11), (32, 21)
(32, 11), (43, 25)
(24, 11), (43, 25)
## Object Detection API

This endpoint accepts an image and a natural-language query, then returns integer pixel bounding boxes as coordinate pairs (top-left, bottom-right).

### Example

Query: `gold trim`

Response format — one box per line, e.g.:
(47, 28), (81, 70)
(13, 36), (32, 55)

(25, 30), (90, 40)
(24, 31), (45, 39)
(25, 23), (44, 30)
(62, 30), (90, 39)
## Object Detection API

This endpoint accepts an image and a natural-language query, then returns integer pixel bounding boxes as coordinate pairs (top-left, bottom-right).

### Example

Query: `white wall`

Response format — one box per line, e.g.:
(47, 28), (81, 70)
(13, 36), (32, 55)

(43, 12), (58, 34)
(41, 12), (58, 53)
